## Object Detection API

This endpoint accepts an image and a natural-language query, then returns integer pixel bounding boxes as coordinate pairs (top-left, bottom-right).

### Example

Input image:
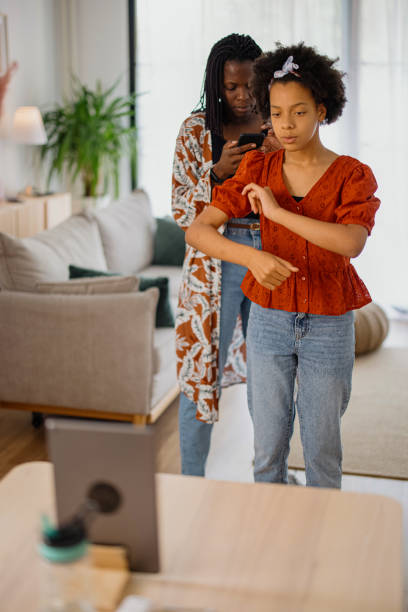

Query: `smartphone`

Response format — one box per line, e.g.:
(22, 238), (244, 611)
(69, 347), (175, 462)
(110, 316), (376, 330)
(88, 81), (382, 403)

(237, 132), (265, 148)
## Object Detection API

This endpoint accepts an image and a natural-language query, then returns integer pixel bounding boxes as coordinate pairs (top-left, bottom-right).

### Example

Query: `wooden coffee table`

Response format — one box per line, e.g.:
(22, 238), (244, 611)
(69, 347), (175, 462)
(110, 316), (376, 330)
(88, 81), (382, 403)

(0, 462), (403, 611)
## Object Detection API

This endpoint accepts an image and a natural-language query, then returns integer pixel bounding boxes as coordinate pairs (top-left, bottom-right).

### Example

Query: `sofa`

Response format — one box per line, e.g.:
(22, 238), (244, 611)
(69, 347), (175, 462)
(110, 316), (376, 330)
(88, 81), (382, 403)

(0, 190), (183, 425)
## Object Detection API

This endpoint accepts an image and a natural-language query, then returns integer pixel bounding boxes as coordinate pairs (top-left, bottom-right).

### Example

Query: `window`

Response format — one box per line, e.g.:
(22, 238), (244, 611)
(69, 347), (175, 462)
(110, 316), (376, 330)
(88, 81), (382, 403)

(136, 0), (408, 306)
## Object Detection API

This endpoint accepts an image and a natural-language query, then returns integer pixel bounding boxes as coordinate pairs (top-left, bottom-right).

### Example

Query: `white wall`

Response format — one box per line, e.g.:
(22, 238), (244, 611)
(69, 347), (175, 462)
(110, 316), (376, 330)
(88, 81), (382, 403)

(0, 0), (62, 196)
(62, 0), (131, 200)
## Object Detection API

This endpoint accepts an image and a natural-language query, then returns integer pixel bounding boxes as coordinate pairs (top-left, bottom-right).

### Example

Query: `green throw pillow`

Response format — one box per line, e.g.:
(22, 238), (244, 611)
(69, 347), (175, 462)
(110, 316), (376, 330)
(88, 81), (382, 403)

(153, 216), (185, 266)
(138, 276), (174, 327)
(68, 265), (174, 327)
(69, 265), (115, 278)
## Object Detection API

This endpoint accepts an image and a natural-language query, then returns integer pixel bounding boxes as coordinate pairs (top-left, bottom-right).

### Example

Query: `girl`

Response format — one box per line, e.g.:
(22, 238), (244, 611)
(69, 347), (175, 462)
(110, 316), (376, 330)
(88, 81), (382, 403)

(185, 42), (380, 488)
(172, 34), (280, 476)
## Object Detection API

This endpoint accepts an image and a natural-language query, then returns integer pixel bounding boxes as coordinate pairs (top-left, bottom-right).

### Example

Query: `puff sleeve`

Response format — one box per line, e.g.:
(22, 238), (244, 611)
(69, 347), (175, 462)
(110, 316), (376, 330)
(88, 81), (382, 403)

(336, 163), (380, 235)
(211, 150), (266, 218)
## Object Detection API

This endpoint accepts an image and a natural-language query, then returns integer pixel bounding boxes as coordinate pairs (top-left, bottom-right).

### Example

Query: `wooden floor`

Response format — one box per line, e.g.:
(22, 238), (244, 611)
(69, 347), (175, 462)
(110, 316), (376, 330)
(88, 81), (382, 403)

(0, 409), (46, 480)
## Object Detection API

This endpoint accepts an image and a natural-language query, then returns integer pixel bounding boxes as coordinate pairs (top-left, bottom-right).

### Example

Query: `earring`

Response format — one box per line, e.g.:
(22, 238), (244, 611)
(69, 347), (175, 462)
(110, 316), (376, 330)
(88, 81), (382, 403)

(218, 97), (222, 103)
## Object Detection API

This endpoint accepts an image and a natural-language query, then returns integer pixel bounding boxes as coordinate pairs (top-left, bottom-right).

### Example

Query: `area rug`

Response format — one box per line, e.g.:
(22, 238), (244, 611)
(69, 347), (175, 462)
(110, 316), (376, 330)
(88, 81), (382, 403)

(288, 347), (408, 480)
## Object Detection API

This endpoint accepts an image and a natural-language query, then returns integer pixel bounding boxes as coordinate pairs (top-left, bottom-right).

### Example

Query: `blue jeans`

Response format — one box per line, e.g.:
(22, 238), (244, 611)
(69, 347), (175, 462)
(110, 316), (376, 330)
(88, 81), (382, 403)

(247, 305), (355, 488)
(179, 219), (262, 476)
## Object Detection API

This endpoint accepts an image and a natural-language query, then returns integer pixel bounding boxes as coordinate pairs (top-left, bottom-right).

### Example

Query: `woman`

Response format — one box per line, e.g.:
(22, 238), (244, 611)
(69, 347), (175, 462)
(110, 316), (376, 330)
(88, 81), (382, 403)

(172, 33), (279, 476)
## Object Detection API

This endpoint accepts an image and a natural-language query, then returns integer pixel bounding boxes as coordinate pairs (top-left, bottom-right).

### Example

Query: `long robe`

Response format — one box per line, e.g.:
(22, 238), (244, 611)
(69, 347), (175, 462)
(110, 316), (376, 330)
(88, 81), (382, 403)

(172, 112), (246, 423)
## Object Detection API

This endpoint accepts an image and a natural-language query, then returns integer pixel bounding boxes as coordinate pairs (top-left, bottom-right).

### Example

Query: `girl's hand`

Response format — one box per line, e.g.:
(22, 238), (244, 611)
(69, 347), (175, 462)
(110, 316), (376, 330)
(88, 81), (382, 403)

(248, 250), (298, 291)
(242, 183), (281, 221)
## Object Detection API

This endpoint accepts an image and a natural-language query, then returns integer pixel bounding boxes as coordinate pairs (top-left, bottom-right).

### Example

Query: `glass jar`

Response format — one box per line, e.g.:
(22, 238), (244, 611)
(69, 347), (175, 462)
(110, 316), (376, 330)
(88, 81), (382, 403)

(38, 515), (94, 612)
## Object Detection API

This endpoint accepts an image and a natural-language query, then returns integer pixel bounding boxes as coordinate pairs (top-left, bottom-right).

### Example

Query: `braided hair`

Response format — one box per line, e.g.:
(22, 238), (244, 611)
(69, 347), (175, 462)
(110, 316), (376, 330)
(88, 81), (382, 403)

(195, 33), (262, 135)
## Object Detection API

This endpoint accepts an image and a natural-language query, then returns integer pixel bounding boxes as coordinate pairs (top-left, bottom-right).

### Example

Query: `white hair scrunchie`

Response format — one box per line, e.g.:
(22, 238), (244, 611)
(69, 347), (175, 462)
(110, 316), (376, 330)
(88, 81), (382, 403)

(268, 56), (301, 90)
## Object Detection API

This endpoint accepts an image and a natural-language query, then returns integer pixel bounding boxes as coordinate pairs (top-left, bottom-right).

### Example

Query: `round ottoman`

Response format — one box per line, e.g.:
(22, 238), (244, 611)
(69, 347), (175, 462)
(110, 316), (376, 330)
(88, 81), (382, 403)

(354, 302), (389, 355)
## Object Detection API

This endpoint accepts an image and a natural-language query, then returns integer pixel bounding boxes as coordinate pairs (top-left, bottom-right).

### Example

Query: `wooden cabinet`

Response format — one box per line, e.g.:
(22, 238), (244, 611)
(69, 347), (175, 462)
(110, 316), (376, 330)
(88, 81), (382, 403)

(14, 197), (45, 237)
(0, 203), (18, 235)
(0, 193), (72, 238)
(43, 193), (72, 229)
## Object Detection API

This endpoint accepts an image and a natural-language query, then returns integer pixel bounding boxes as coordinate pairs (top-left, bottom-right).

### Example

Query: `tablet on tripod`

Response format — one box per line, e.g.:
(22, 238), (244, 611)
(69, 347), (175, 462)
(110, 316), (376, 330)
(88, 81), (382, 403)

(46, 418), (160, 572)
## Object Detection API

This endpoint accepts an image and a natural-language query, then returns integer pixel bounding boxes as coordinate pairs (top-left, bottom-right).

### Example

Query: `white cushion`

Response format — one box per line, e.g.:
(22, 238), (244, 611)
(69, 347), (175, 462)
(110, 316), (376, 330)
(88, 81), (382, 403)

(153, 327), (175, 374)
(140, 264), (182, 300)
(0, 214), (107, 291)
(93, 190), (155, 274)
(151, 364), (178, 409)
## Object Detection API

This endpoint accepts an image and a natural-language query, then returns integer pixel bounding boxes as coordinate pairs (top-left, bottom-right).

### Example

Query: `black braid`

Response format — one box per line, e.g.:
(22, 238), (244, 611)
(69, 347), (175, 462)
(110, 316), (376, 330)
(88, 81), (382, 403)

(193, 34), (262, 135)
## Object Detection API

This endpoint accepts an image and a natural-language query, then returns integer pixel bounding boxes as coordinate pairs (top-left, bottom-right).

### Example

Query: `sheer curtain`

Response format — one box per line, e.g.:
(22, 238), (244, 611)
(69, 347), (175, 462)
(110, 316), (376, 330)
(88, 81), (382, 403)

(136, 0), (408, 307)
(346, 0), (408, 307)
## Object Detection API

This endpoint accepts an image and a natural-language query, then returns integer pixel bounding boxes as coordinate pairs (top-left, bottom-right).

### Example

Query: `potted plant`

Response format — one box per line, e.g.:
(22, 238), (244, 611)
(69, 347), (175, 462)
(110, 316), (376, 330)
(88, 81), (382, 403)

(41, 78), (136, 210)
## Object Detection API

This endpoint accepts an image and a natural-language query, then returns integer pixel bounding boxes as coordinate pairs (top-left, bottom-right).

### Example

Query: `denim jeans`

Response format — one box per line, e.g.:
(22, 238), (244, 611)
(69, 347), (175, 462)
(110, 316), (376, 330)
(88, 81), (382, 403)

(179, 219), (262, 476)
(247, 305), (355, 489)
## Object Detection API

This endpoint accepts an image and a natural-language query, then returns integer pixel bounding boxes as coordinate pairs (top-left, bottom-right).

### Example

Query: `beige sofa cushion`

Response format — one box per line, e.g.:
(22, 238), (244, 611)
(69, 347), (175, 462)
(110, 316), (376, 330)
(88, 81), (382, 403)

(35, 275), (139, 295)
(0, 214), (107, 291)
(93, 190), (155, 275)
(0, 288), (159, 415)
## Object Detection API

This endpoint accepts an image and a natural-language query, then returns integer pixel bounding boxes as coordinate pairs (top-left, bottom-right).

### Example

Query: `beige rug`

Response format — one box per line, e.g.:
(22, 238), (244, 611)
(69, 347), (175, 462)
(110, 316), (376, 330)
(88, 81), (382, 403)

(288, 347), (408, 480)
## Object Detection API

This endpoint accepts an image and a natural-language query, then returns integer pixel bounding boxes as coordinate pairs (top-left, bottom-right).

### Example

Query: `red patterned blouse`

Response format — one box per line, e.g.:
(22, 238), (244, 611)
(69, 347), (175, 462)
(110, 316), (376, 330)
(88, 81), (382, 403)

(212, 149), (380, 315)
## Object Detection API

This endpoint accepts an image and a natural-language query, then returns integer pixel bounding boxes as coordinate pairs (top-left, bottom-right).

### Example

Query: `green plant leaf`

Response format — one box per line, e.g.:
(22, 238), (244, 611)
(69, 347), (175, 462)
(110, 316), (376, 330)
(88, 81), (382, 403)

(41, 76), (138, 197)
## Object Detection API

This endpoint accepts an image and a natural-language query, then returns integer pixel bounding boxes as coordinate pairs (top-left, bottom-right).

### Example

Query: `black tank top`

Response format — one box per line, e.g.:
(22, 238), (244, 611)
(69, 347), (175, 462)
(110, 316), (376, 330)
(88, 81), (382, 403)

(211, 131), (259, 219)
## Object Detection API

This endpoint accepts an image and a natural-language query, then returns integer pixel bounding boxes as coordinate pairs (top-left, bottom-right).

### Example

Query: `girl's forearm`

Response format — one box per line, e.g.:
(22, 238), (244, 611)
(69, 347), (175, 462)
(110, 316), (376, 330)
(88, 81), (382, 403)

(274, 208), (366, 258)
(185, 222), (256, 266)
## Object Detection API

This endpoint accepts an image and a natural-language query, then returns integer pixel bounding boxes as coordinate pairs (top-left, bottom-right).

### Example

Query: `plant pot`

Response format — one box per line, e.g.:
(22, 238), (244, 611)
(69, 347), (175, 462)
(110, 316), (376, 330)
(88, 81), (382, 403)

(80, 194), (111, 212)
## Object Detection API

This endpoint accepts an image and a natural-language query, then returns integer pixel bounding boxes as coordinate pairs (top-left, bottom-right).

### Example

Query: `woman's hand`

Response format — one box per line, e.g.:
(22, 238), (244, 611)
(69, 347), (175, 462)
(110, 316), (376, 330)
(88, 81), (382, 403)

(212, 140), (256, 181)
(259, 121), (281, 153)
(242, 183), (281, 220)
(248, 249), (298, 291)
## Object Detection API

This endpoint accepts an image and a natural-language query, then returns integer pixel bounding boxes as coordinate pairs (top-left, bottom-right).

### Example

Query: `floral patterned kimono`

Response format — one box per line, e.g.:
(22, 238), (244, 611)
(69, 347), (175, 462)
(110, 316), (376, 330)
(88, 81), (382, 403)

(172, 112), (246, 423)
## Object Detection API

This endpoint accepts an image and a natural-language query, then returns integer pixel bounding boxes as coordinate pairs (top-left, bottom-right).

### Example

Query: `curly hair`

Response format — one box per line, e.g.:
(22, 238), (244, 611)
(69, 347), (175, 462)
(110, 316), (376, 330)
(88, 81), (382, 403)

(194, 33), (262, 135)
(252, 42), (346, 124)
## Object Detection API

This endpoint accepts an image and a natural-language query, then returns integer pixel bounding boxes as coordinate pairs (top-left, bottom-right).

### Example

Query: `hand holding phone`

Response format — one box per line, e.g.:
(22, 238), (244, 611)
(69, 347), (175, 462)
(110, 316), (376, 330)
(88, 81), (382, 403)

(211, 135), (263, 182)
(237, 132), (265, 149)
